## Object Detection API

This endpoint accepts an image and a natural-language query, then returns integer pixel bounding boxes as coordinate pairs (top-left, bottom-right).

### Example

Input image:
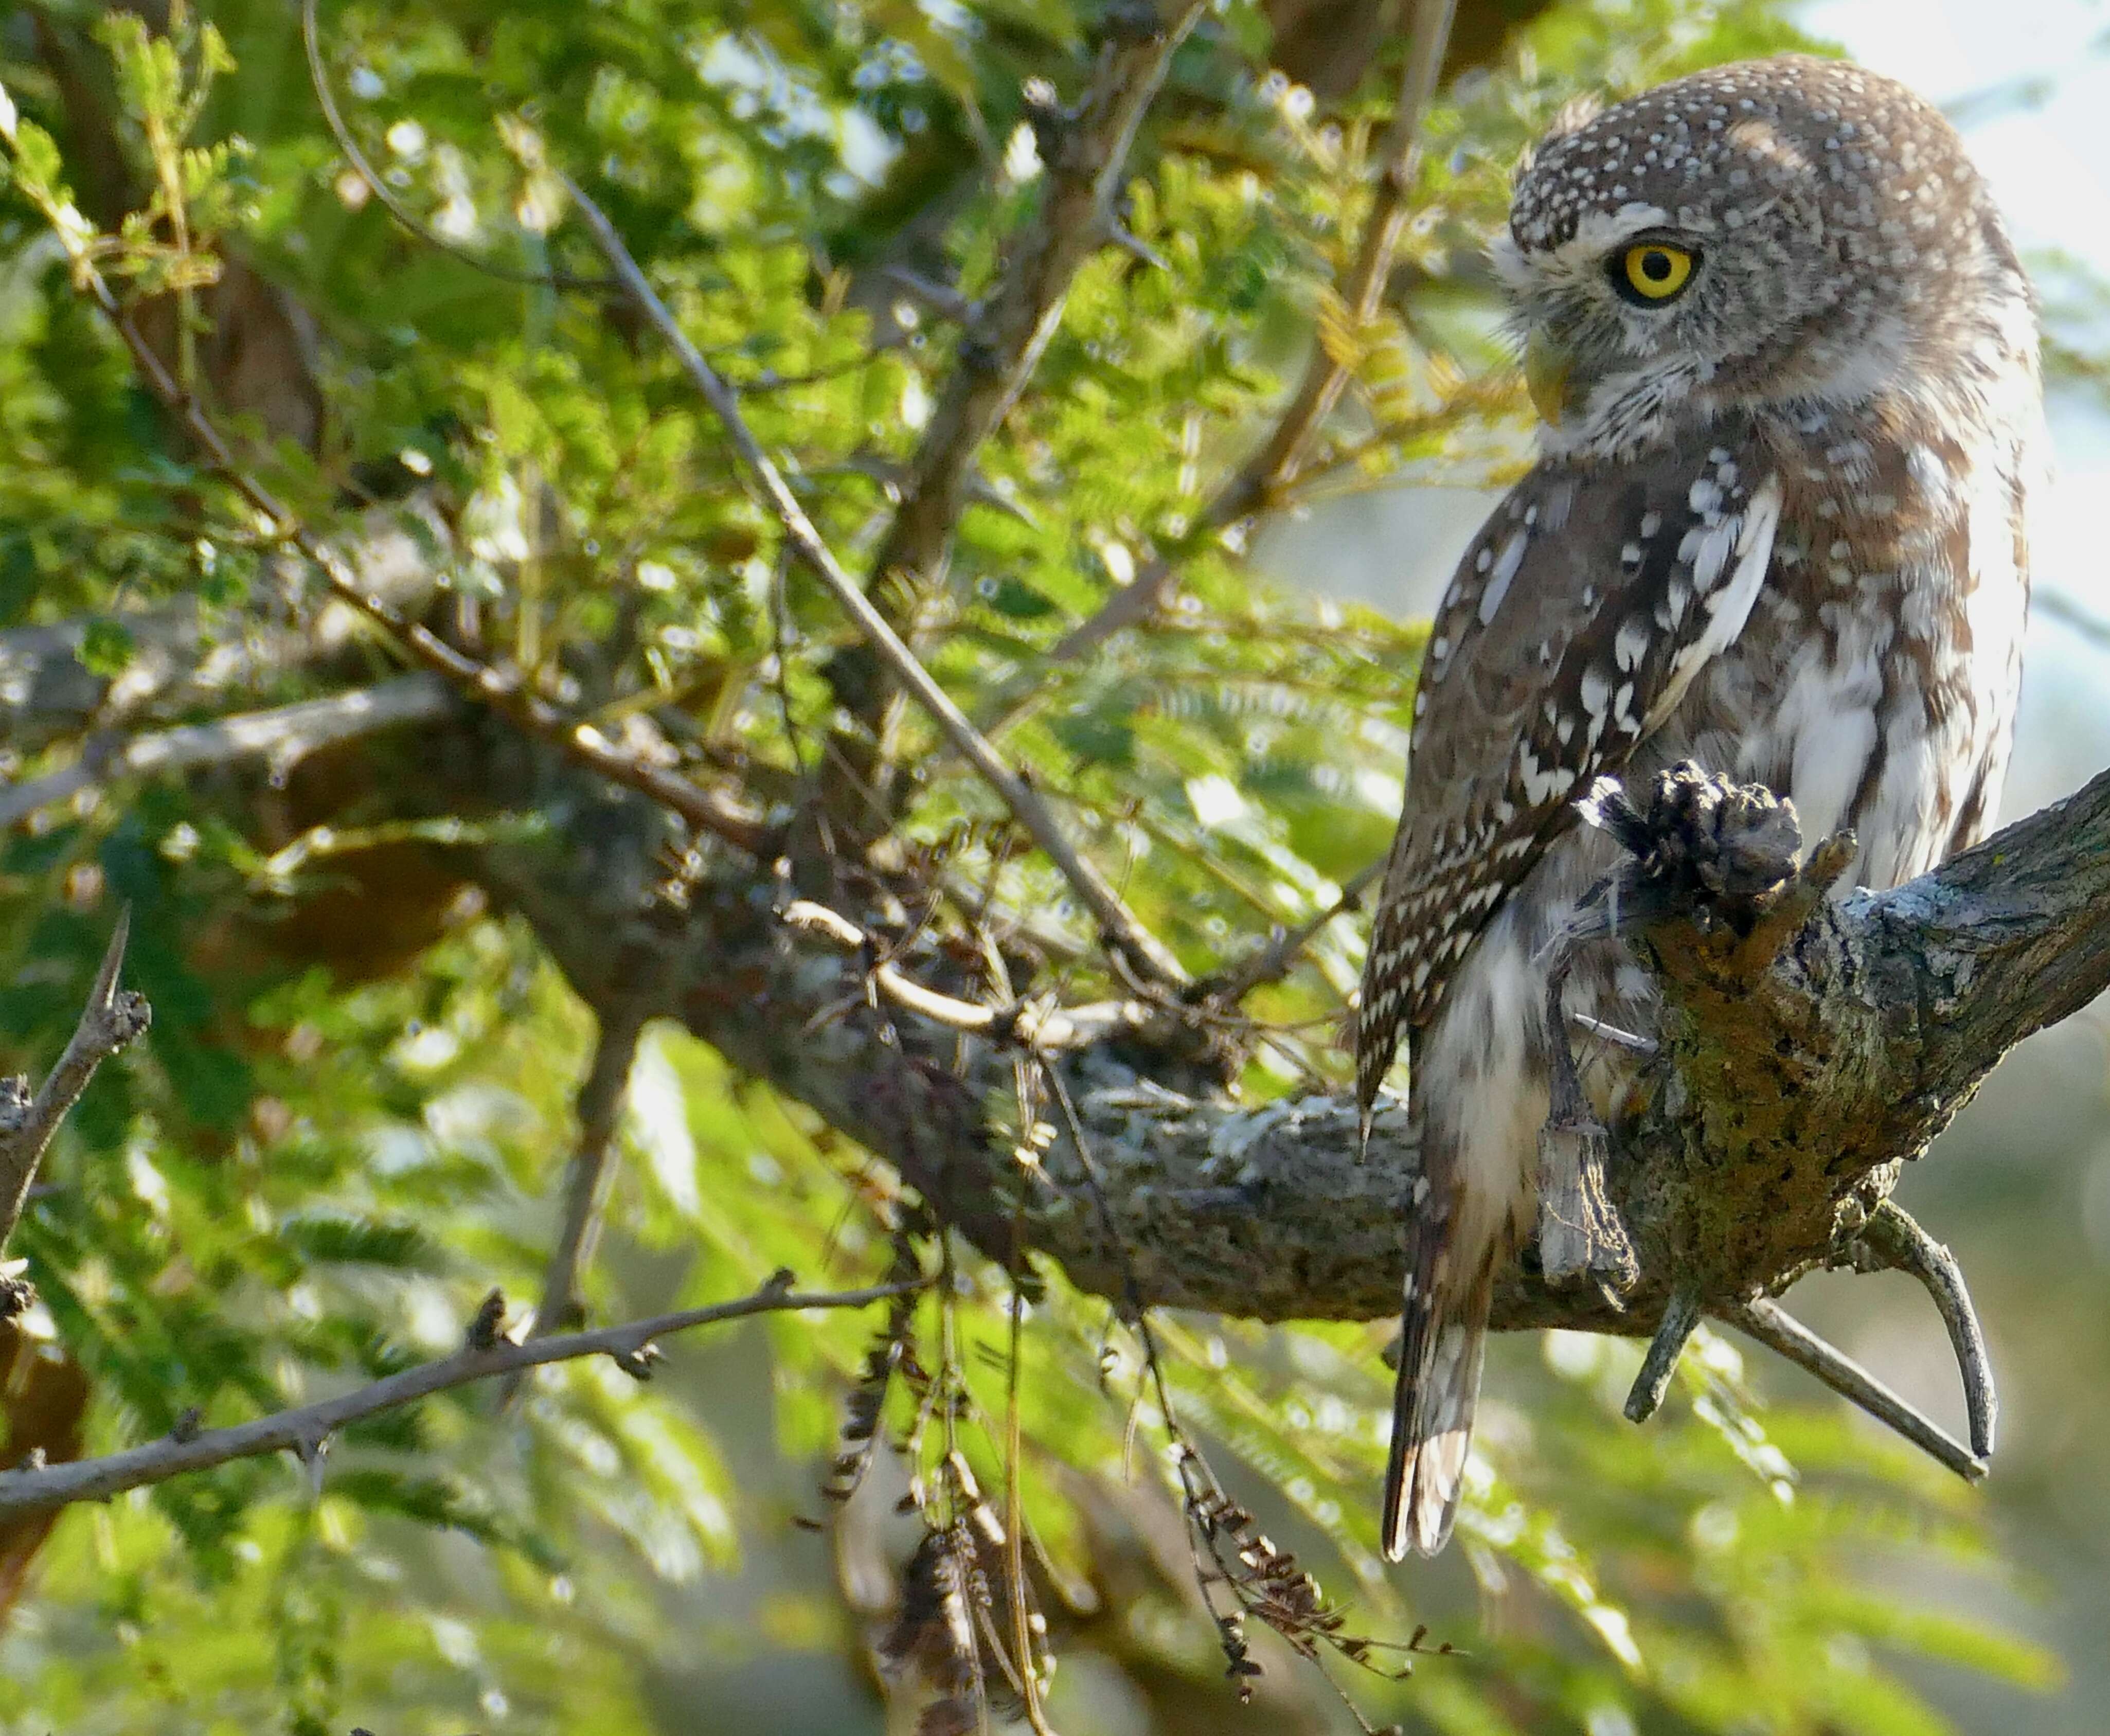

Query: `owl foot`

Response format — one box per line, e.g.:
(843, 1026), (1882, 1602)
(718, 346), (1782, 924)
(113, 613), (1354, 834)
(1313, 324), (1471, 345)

(1535, 944), (1640, 1301)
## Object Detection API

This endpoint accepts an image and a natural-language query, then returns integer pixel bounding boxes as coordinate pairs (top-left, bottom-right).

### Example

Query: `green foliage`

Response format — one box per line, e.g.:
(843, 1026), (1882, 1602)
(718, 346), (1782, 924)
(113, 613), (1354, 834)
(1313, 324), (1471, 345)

(0, 0), (2070, 1730)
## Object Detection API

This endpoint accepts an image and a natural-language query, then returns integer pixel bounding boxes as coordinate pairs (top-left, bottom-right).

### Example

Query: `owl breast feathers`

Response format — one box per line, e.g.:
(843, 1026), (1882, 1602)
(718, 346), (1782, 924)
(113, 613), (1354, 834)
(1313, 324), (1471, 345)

(1355, 53), (2041, 1561)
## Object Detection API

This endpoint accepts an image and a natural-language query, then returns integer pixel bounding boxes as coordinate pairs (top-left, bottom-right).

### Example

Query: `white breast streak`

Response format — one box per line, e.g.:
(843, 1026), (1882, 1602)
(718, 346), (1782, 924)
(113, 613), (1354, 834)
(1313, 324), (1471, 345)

(1643, 476), (1783, 737)
(1761, 620), (1882, 851)
(1859, 426), (2032, 887)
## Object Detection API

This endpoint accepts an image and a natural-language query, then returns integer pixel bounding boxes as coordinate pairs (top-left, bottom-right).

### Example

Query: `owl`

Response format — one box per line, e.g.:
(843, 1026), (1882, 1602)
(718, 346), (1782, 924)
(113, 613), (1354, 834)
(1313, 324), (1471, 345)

(1354, 55), (2042, 1560)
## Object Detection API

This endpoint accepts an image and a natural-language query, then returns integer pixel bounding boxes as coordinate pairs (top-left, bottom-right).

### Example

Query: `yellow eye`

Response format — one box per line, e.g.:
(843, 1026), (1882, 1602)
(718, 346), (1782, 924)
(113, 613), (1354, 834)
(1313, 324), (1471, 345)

(1616, 242), (1695, 303)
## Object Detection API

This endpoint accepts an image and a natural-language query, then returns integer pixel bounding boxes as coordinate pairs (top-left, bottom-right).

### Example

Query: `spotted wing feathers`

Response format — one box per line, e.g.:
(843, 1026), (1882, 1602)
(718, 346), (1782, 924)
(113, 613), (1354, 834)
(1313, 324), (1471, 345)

(1355, 423), (1782, 1111)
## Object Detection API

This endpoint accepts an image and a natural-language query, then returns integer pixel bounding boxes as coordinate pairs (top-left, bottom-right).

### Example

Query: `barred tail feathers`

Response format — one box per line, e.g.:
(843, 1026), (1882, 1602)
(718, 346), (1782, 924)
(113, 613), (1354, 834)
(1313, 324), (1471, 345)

(1381, 1218), (1491, 1561)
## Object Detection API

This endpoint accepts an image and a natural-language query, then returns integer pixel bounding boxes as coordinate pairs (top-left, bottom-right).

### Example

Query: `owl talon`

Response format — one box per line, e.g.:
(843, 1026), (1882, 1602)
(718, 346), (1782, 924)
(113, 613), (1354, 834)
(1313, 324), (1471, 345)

(1536, 945), (1640, 1293)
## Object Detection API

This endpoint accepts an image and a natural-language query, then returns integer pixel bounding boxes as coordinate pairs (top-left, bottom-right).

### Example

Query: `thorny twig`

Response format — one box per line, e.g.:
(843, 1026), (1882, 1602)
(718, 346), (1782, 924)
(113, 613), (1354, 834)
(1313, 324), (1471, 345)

(1723, 1299), (1986, 1482)
(496, 1006), (651, 1409)
(0, 1273), (926, 1520)
(562, 175), (1191, 991)
(0, 912), (150, 1258)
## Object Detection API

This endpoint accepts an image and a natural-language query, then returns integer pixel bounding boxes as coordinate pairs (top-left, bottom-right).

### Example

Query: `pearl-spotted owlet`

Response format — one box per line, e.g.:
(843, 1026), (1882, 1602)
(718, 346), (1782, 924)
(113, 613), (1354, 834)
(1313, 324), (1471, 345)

(1354, 55), (2040, 1560)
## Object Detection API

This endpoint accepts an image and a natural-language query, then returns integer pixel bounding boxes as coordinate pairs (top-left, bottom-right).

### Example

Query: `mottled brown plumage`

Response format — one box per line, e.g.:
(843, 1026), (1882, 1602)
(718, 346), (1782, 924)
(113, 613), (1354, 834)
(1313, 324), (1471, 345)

(1355, 55), (2042, 1560)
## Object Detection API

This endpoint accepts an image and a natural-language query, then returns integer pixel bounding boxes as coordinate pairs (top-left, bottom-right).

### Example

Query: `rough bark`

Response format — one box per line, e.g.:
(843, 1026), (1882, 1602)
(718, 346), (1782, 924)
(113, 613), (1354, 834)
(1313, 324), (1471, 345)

(463, 729), (2110, 1336)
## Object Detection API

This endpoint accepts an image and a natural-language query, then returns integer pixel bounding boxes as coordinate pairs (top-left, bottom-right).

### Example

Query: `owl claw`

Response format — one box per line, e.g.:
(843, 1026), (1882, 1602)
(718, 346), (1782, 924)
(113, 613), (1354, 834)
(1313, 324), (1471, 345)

(1535, 942), (1641, 1294)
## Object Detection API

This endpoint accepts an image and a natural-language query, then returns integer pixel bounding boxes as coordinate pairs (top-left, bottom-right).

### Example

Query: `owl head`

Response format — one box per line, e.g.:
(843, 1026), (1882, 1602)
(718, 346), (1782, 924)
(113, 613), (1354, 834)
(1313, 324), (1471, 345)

(1493, 55), (2034, 456)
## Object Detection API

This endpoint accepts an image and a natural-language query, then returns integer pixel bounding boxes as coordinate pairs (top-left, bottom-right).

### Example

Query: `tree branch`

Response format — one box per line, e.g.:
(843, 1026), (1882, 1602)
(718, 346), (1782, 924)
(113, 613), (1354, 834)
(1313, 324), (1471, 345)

(0, 914), (150, 1255)
(0, 674), (454, 829)
(299, 0), (614, 294)
(0, 1275), (923, 1521)
(522, 1009), (647, 1345)
(1724, 1298), (1984, 1482)
(562, 176), (1191, 990)
(1047, 0), (1459, 665)
(782, 899), (1157, 1050)
(863, 0), (1207, 607)
(1854, 1198), (1997, 1460)
(0, 135), (775, 860)
(470, 744), (2110, 1345)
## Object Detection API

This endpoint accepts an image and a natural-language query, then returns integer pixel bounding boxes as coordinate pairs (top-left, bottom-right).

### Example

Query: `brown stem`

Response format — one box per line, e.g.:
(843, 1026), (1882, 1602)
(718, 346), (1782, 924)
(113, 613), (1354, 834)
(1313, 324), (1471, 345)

(524, 1010), (648, 1343)
(0, 1276), (924, 1520)
(864, 0), (1208, 615)
(0, 914), (150, 1255)
(1047, 0), (1460, 664)
(563, 177), (1190, 989)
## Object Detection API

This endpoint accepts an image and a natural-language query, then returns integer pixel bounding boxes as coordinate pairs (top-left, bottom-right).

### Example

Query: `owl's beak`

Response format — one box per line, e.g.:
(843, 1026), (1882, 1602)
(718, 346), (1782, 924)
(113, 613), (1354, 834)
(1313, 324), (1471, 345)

(1523, 331), (1573, 426)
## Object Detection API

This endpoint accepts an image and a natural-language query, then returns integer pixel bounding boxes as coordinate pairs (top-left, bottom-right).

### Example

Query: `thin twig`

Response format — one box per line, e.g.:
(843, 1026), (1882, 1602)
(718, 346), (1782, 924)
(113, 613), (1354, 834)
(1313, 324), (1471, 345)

(1205, 856), (1383, 1002)
(563, 176), (1189, 988)
(1568, 1011), (1656, 1056)
(1855, 1200), (1997, 1460)
(96, 294), (769, 853)
(518, 1009), (648, 1346)
(0, 119), (772, 853)
(2033, 585), (2110, 653)
(0, 1274), (924, 1520)
(1622, 1284), (1698, 1423)
(863, 0), (1207, 613)
(0, 913), (149, 1254)
(0, 674), (453, 828)
(1047, 0), (1459, 665)
(782, 900), (1151, 1049)
(1724, 1298), (1986, 1483)
(300, 0), (613, 293)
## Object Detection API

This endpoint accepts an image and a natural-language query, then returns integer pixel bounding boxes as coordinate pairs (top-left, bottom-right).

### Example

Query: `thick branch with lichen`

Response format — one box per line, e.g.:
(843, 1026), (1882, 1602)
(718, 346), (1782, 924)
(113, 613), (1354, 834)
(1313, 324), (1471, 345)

(471, 733), (2110, 1338)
